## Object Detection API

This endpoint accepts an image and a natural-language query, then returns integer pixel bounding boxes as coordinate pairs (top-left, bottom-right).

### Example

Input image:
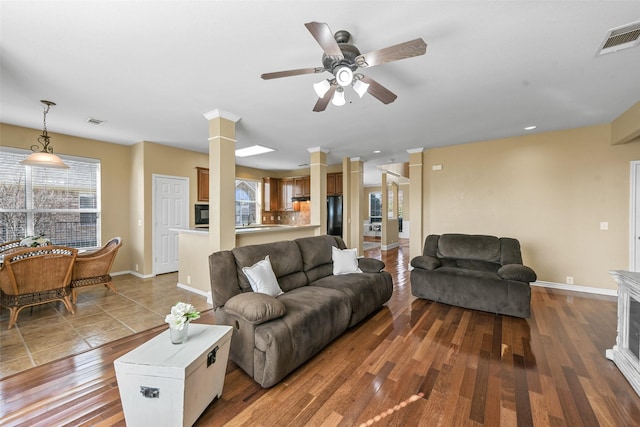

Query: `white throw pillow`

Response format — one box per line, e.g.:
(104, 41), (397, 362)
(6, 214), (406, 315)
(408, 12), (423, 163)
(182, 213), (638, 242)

(242, 255), (284, 297)
(332, 246), (363, 275)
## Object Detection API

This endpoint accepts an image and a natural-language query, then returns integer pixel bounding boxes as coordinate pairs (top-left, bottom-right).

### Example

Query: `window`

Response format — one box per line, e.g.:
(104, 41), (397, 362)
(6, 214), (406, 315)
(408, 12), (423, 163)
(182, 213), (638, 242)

(235, 179), (261, 226)
(0, 147), (101, 248)
(369, 192), (382, 221)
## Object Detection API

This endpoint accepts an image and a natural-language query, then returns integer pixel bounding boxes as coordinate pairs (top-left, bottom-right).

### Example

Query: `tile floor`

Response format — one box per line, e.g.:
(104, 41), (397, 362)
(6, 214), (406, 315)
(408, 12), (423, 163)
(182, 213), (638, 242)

(0, 272), (211, 379)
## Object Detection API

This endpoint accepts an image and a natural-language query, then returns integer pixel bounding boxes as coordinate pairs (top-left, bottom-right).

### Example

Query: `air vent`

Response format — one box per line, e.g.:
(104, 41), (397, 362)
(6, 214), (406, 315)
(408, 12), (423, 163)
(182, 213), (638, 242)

(596, 21), (640, 56)
(85, 117), (106, 126)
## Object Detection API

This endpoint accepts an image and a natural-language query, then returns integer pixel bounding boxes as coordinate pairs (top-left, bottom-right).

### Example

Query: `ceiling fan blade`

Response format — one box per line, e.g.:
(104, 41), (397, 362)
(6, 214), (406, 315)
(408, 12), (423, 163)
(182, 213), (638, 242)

(313, 84), (337, 112)
(305, 22), (344, 59)
(360, 76), (397, 104)
(355, 38), (427, 68)
(261, 67), (325, 80)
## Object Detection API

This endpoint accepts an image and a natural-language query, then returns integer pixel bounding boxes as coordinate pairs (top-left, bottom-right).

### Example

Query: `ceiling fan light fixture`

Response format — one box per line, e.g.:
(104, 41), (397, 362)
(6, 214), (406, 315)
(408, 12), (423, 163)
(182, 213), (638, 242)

(335, 66), (353, 87)
(331, 87), (346, 106)
(353, 79), (370, 98)
(313, 79), (331, 98)
(19, 100), (69, 169)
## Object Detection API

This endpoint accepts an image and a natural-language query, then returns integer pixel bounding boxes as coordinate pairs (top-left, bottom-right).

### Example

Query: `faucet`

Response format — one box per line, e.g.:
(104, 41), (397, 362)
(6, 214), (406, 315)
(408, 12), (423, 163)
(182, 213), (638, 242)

(246, 213), (255, 226)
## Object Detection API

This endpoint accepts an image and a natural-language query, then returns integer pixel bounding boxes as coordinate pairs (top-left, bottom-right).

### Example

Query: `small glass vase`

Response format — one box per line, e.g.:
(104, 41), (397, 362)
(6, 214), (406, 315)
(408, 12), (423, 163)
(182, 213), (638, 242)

(169, 322), (189, 345)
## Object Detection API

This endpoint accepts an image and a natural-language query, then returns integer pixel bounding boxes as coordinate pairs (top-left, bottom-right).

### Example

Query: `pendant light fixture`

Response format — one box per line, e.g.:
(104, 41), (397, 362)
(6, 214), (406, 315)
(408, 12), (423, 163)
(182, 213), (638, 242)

(20, 100), (69, 169)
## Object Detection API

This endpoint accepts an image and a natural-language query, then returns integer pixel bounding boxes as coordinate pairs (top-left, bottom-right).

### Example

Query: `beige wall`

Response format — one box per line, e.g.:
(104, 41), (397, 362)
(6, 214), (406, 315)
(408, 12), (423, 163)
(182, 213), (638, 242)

(421, 123), (640, 290)
(0, 125), (293, 276)
(1, 123), (132, 273)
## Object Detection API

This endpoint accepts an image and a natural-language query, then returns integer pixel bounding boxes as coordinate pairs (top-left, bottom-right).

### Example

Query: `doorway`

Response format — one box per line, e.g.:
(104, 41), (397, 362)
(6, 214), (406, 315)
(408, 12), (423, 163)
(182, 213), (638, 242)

(152, 175), (189, 275)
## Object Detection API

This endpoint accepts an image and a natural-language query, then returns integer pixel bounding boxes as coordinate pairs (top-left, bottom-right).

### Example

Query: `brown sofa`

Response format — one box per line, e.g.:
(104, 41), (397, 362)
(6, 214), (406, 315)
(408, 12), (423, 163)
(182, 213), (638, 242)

(209, 235), (393, 388)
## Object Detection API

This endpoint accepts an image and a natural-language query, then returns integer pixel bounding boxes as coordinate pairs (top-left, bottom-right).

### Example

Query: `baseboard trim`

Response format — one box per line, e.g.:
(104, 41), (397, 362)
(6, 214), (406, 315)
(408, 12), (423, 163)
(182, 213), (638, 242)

(381, 242), (399, 251)
(532, 280), (617, 297)
(112, 270), (155, 279)
(177, 282), (213, 305)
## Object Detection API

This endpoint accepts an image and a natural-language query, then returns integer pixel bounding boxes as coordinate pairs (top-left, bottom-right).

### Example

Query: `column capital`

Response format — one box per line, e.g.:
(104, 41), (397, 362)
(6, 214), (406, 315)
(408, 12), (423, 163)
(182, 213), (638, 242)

(307, 146), (330, 154)
(407, 147), (424, 154)
(203, 109), (241, 123)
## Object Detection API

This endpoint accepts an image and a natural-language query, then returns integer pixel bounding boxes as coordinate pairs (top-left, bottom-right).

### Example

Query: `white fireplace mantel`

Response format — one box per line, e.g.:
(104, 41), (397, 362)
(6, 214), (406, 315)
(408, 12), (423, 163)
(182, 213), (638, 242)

(606, 270), (640, 397)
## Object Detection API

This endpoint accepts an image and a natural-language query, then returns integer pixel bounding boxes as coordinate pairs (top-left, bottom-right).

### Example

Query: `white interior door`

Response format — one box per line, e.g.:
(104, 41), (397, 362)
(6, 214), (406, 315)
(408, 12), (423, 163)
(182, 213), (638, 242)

(632, 161), (640, 272)
(153, 175), (188, 275)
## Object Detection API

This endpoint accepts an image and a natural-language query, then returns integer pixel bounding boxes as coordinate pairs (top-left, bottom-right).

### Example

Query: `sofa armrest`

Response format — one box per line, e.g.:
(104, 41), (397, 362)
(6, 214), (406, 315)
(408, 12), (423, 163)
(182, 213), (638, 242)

(497, 264), (537, 283)
(410, 255), (441, 270)
(224, 292), (286, 325)
(358, 257), (385, 273)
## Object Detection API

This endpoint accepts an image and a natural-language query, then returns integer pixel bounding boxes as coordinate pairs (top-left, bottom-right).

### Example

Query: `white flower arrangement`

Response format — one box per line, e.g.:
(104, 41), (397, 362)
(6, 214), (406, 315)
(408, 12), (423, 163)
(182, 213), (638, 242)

(20, 235), (52, 247)
(164, 302), (200, 330)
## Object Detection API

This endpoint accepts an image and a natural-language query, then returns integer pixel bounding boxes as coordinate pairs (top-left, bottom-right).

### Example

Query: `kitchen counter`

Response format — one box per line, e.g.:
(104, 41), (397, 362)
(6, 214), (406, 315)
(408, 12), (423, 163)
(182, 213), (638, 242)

(172, 224), (319, 299)
(172, 224), (317, 235)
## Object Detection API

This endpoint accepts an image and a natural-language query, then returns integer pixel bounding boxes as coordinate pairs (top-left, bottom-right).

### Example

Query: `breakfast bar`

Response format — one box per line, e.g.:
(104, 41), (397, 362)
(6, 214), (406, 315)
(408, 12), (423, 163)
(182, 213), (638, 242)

(172, 225), (319, 302)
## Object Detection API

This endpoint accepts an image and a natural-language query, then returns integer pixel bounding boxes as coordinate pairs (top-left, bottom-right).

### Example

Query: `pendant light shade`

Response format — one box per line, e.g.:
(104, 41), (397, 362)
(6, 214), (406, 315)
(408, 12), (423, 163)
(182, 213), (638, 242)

(20, 151), (69, 168)
(20, 100), (69, 169)
(313, 79), (331, 98)
(353, 79), (370, 98)
(331, 88), (346, 106)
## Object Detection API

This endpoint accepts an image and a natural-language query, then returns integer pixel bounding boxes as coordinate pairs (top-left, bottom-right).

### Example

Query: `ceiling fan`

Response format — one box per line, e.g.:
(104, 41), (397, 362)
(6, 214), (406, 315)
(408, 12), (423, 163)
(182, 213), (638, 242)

(261, 22), (428, 112)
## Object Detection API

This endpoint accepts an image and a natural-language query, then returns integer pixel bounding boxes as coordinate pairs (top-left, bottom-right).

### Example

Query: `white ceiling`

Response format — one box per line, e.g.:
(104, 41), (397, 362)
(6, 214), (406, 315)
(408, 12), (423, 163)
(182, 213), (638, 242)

(2, 1), (640, 185)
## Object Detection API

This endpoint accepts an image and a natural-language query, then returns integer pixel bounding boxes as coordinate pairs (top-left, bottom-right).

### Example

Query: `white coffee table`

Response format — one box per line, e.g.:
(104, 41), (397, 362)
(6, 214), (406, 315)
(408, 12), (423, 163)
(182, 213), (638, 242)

(114, 323), (232, 427)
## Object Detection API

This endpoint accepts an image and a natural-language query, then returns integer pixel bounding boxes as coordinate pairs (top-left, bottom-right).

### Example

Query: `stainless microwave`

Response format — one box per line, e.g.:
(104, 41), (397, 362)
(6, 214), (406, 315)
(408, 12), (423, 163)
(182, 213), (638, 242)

(195, 204), (209, 225)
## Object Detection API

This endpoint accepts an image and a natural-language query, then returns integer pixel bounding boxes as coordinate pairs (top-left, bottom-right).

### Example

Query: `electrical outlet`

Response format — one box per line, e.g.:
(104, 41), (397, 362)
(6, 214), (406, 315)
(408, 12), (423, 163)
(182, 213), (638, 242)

(135, 264), (139, 272)
(566, 276), (574, 285)
(600, 222), (609, 230)
(187, 275), (191, 285)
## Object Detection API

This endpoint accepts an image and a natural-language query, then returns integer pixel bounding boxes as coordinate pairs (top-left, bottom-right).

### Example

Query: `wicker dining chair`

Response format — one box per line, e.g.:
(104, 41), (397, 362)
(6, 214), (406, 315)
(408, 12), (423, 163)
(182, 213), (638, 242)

(70, 237), (122, 303)
(0, 246), (78, 329)
(0, 240), (21, 253)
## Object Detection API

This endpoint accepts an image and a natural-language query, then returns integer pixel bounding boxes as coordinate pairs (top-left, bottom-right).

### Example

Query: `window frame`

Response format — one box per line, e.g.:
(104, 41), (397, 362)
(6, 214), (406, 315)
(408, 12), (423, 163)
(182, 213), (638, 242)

(0, 147), (102, 249)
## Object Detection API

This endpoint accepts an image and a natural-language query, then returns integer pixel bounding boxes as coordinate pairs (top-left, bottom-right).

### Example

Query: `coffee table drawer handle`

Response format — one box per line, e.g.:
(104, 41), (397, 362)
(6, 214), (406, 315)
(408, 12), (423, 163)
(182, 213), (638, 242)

(140, 386), (160, 398)
(207, 346), (219, 368)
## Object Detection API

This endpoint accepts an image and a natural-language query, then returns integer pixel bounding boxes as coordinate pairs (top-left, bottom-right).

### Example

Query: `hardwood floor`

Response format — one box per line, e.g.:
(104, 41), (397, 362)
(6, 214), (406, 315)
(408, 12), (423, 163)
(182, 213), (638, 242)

(2, 241), (640, 426)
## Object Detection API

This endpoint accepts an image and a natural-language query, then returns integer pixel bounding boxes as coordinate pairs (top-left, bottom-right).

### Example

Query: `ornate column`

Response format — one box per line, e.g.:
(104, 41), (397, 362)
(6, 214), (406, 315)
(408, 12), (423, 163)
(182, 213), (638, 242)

(203, 109), (240, 252)
(349, 157), (364, 254)
(408, 148), (424, 260)
(308, 147), (328, 235)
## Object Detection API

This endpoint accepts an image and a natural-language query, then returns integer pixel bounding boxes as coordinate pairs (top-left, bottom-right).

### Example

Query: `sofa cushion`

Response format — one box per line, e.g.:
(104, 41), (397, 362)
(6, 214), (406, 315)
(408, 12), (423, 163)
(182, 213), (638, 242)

(295, 235), (339, 283)
(242, 255), (284, 297)
(225, 292), (286, 325)
(497, 264), (537, 283)
(232, 241), (307, 292)
(332, 246), (362, 275)
(253, 286), (351, 387)
(311, 271), (393, 327)
(437, 234), (501, 263)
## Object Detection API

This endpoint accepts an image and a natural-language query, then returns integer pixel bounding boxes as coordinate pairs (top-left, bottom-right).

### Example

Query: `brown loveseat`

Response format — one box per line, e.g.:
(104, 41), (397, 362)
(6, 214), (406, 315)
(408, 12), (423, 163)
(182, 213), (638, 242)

(209, 235), (393, 388)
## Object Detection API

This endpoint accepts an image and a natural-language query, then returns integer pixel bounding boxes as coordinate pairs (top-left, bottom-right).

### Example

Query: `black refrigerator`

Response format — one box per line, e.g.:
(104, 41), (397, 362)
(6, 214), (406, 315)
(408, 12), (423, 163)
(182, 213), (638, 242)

(327, 195), (343, 236)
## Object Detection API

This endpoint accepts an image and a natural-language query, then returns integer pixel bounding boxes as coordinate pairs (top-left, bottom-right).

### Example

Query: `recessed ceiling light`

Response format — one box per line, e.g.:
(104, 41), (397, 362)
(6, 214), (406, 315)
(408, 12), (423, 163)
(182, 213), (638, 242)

(524, 125), (537, 131)
(235, 145), (274, 157)
(373, 150), (381, 154)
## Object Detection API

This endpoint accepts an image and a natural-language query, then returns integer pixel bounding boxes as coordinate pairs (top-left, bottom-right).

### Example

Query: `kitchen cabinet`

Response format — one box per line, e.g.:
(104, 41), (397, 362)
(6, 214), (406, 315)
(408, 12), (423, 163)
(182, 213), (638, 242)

(293, 176), (310, 197)
(303, 176), (311, 196)
(196, 167), (209, 201)
(280, 178), (294, 211)
(263, 177), (280, 212)
(327, 172), (342, 195)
